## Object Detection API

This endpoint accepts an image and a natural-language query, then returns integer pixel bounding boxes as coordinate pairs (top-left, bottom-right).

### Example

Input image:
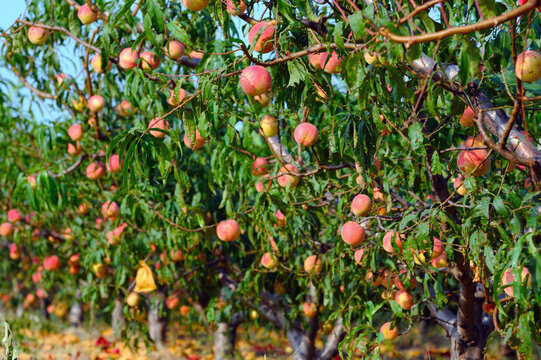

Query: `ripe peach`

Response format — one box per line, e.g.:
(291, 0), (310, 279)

(457, 140), (491, 176)
(373, 187), (385, 202)
(92, 263), (107, 278)
(380, 322), (398, 340)
(294, 123), (319, 146)
(277, 164), (300, 188)
(354, 248), (365, 265)
(502, 267), (531, 297)
(32, 271), (42, 283)
(431, 253), (448, 268)
(78, 203), (90, 215)
(126, 292), (140, 307)
(88, 95), (105, 112)
(216, 219), (240, 242)
(108, 154), (121, 173)
(226, 0), (246, 15)
(382, 231), (404, 254)
(107, 223), (128, 245)
(395, 290), (414, 310)
(181, 0), (210, 11)
(170, 249), (185, 262)
(340, 221), (365, 247)
(86, 162), (106, 180)
(351, 194), (372, 216)
(148, 118), (169, 138)
(248, 22), (275, 53)
(320, 51), (342, 74)
(183, 130), (206, 150)
(7, 209), (22, 223)
(67, 142), (83, 156)
(431, 237), (444, 258)
(303, 255), (322, 274)
(240, 65), (272, 96)
(8, 243), (19, 259)
(515, 50), (541, 83)
(275, 210), (285, 227)
(252, 157), (269, 176)
(260, 115), (278, 137)
(68, 254), (80, 265)
(140, 51), (161, 71)
(394, 272), (417, 291)
(180, 305), (190, 316)
(189, 50), (204, 60)
(459, 106), (475, 127)
(168, 88), (189, 106)
(261, 252), (279, 269)
(28, 25), (49, 45)
(302, 302), (317, 318)
(364, 51), (378, 64)
(43, 255), (60, 271)
(254, 93), (271, 107)
(269, 236), (279, 252)
(28, 175), (37, 189)
(309, 52), (323, 69)
(101, 201), (120, 221)
(68, 124), (83, 142)
(165, 40), (185, 60)
(166, 295), (180, 310)
(118, 47), (139, 69)
(115, 100), (133, 116)
(55, 73), (68, 86)
(91, 53), (106, 73)
(453, 175), (467, 196)
(77, 4), (97, 24)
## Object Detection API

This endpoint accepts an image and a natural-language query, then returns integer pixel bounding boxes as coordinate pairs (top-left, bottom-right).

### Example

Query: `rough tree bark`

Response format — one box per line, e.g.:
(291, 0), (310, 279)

(111, 297), (124, 339)
(68, 301), (83, 328)
(148, 290), (168, 347)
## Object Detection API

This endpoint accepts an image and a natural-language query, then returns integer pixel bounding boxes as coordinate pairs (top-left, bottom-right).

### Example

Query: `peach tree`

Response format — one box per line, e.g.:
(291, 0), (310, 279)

(0, 0), (540, 359)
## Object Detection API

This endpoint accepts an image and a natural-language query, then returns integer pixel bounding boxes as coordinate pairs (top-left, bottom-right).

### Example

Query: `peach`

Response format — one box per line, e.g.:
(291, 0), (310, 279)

(107, 223), (127, 245)
(91, 53), (105, 73)
(351, 194), (372, 216)
(88, 95), (105, 112)
(431, 253), (448, 268)
(32, 271), (42, 283)
(92, 263), (107, 278)
(303, 255), (322, 274)
(340, 221), (365, 247)
(181, 0), (210, 11)
(67, 142), (83, 156)
(77, 4), (97, 24)
(7, 209), (22, 223)
(168, 88), (189, 106)
(8, 243), (19, 259)
(240, 65), (271, 96)
(453, 175), (467, 196)
(254, 93), (271, 107)
(36, 288), (46, 299)
(309, 52), (323, 69)
(126, 292), (140, 307)
(364, 51), (378, 64)
(502, 267), (531, 297)
(28, 25), (49, 45)
(459, 106), (475, 127)
(180, 305), (190, 316)
(28, 175), (37, 189)
(248, 22), (275, 53)
(457, 141), (491, 176)
(140, 51), (161, 71)
(277, 164), (300, 188)
(261, 252), (279, 269)
(86, 162), (106, 180)
(320, 51), (342, 74)
(395, 290), (414, 310)
(118, 47), (139, 69)
(68, 124), (83, 142)
(515, 50), (541, 82)
(115, 100), (133, 116)
(373, 187), (385, 202)
(43, 255), (60, 271)
(101, 201), (120, 220)
(275, 210), (285, 227)
(380, 322), (398, 340)
(166, 295), (180, 310)
(88, 117), (97, 127)
(108, 154), (121, 173)
(148, 118), (169, 138)
(68, 254), (80, 265)
(315, 83), (328, 102)
(382, 231), (404, 254)
(78, 203), (90, 215)
(269, 236), (279, 252)
(252, 157), (269, 176)
(226, 0), (247, 15)
(216, 219), (240, 241)
(302, 302), (317, 318)
(55, 73), (68, 86)
(170, 249), (185, 262)
(294, 123), (319, 146)
(431, 237), (444, 258)
(165, 40), (185, 60)
(394, 272), (417, 291)
(260, 115), (278, 137)
(354, 248), (365, 265)
(183, 130), (206, 150)
(189, 50), (204, 60)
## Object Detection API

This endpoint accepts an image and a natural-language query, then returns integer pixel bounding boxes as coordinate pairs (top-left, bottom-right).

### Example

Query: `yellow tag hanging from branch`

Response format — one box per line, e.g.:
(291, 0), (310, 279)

(134, 260), (157, 293)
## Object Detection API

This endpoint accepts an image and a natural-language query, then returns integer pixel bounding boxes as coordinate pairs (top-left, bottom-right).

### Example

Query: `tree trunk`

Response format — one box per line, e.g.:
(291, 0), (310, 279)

(68, 301), (83, 328)
(148, 292), (168, 347)
(111, 298), (124, 339)
(214, 322), (238, 360)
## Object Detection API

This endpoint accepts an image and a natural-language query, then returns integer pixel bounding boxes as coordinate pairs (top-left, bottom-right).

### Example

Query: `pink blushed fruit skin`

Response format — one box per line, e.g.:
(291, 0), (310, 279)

(226, 0), (247, 15)
(395, 290), (414, 310)
(78, 4), (98, 24)
(277, 164), (300, 188)
(303, 255), (322, 274)
(260, 252), (279, 269)
(294, 123), (319, 146)
(116, 100), (133, 116)
(78, 203), (90, 215)
(248, 22), (275, 53)
(502, 267), (531, 297)
(382, 231), (404, 254)
(140, 51), (161, 71)
(182, 0), (210, 11)
(254, 93), (271, 107)
(108, 154), (121, 173)
(240, 66), (272, 97)
(309, 53), (323, 69)
(457, 146), (491, 177)
(515, 50), (541, 83)
(7, 209), (22, 223)
(101, 201), (120, 221)
(148, 118), (169, 138)
(55, 73), (68, 86)
(351, 194), (372, 216)
(86, 162), (106, 180)
(302, 302), (317, 318)
(183, 130), (206, 150)
(252, 157), (269, 176)
(168, 88), (189, 106)
(431, 237), (444, 258)
(165, 41), (185, 60)
(380, 322), (398, 340)
(260, 115), (278, 137)
(320, 51), (342, 74)
(354, 248), (365, 265)
(118, 48), (139, 69)
(460, 106), (475, 127)
(216, 219), (240, 242)
(68, 124), (83, 142)
(28, 25), (49, 45)
(88, 95), (105, 112)
(43, 255), (60, 271)
(67, 142), (83, 156)
(431, 253), (448, 268)
(340, 221), (365, 247)
(275, 210), (286, 227)
(0, 223), (14, 237)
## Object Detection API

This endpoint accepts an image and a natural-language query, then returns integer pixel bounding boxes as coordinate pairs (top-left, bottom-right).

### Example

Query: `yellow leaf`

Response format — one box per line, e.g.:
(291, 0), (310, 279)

(134, 260), (157, 293)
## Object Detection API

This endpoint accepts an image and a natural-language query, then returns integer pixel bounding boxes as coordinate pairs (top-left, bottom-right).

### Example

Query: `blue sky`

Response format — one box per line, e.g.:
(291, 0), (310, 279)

(0, 2), (26, 32)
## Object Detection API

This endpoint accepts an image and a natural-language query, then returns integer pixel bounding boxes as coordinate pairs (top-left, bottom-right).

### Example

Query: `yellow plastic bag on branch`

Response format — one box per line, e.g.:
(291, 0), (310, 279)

(134, 260), (157, 293)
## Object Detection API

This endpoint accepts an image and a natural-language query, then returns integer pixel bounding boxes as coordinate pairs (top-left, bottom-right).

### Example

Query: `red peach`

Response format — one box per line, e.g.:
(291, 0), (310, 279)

(248, 22), (275, 53)
(168, 88), (189, 106)
(294, 123), (319, 146)
(240, 65), (272, 96)
(170, 249), (185, 262)
(309, 53), (323, 69)
(86, 162), (106, 180)
(431, 237), (444, 259)
(380, 322), (398, 340)
(165, 40), (185, 60)
(28, 25), (49, 45)
(351, 194), (372, 217)
(108, 154), (121, 173)
(302, 302), (317, 318)
(260, 252), (279, 270)
(254, 93), (271, 107)
(180, 305), (190, 316)
(7, 209), (22, 223)
(68, 124), (83, 142)
(77, 4), (98, 24)
(275, 210), (286, 227)
(183, 130), (206, 150)
(43, 255), (60, 271)
(431, 253), (448, 268)
(140, 51), (161, 71)
(453, 175), (467, 196)
(148, 118), (169, 138)
(277, 164), (300, 188)
(340, 221), (365, 247)
(515, 50), (541, 82)
(354, 248), (365, 265)
(118, 47), (139, 69)
(252, 157), (270, 176)
(166, 295), (180, 310)
(78, 203), (90, 215)
(115, 100), (133, 116)
(320, 51), (342, 74)
(101, 201), (120, 221)
(216, 219), (240, 242)
(303, 255), (322, 274)
(28, 175), (37, 189)
(395, 290), (414, 310)
(459, 106), (475, 127)
(226, 0), (247, 15)
(67, 142), (83, 156)
(90, 53), (109, 74)
(55, 73), (68, 86)
(382, 231), (404, 254)
(181, 0), (210, 11)
(502, 267), (531, 297)
(88, 95), (105, 112)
